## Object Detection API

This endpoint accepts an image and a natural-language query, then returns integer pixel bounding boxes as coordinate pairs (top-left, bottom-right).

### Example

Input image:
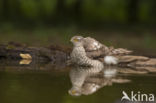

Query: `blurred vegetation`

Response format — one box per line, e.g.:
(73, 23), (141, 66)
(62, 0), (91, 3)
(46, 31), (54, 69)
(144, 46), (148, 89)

(0, 0), (156, 25)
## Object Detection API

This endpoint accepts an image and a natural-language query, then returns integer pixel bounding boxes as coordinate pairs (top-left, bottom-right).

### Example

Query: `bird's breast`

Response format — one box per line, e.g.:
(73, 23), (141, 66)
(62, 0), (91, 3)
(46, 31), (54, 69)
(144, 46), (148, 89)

(71, 47), (87, 63)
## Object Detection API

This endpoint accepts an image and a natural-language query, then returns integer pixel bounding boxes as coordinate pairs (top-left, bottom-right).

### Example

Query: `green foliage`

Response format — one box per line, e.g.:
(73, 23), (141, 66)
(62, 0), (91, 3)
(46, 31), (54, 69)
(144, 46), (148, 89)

(139, 1), (151, 22)
(40, 0), (57, 16)
(0, 0), (155, 23)
(82, 0), (128, 23)
(20, 0), (40, 19)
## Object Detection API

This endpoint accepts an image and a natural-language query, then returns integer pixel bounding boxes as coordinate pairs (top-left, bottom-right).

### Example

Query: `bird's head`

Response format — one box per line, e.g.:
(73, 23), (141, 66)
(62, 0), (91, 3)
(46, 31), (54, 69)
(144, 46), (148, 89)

(68, 87), (81, 96)
(70, 36), (84, 47)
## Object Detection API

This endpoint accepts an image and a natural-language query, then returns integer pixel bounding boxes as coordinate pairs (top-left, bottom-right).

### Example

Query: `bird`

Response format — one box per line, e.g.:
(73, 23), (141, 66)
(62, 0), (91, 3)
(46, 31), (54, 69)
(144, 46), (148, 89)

(70, 36), (150, 67)
(70, 36), (104, 68)
(70, 36), (131, 67)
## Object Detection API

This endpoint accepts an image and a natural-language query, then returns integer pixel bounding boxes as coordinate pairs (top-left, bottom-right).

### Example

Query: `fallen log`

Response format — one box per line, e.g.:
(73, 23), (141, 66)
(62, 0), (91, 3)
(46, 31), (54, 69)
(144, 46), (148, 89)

(0, 43), (156, 68)
(0, 43), (70, 64)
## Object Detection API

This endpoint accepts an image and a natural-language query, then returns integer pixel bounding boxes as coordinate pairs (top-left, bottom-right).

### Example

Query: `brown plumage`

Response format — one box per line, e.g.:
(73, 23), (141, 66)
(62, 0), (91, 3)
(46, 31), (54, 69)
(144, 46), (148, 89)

(82, 36), (132, 58)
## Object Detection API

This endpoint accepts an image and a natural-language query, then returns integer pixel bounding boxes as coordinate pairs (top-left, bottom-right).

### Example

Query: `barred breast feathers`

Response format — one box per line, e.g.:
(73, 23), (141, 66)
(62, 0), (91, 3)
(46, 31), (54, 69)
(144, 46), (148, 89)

(71, 46), (104, 68)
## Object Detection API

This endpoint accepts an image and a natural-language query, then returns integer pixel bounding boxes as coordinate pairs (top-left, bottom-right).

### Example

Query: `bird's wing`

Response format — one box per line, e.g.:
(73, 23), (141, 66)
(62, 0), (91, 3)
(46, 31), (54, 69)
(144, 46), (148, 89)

(82, 37), (133, 63)
(83, 37), (103, 52)
(86, 48), (104, 58)
(83, 37), (109, 59)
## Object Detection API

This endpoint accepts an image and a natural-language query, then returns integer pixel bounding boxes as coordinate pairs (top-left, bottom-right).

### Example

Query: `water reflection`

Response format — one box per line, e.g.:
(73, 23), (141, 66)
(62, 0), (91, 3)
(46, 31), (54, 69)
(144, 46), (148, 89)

(0, 59), (68, 72)
(0, 59), (156, 103)
(69, 66), (131, 96)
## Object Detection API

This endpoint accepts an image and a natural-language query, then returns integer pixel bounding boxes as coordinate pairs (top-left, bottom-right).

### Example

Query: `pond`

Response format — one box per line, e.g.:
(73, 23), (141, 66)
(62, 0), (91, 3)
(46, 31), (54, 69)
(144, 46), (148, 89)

(0, 60), (156, 103)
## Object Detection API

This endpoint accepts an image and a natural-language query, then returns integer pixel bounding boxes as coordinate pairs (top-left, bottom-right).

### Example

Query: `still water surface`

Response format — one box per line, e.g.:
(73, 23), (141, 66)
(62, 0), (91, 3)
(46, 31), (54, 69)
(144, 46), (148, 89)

(0, 60), (156, 103)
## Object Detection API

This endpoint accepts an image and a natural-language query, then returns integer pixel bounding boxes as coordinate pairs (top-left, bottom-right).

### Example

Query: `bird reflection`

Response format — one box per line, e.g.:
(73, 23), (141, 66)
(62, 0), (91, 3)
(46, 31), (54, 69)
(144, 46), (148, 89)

(68, 66), (131, 96)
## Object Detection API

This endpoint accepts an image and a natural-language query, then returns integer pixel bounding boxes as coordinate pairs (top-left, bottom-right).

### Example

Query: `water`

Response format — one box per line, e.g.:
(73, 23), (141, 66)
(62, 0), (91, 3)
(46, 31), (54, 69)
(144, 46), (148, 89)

(0, 60), (156, 103)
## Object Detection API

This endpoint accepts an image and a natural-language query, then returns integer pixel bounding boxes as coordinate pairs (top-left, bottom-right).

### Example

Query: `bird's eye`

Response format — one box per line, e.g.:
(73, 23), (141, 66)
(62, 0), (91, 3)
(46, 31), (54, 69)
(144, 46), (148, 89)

(73, 38), (79, 42)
